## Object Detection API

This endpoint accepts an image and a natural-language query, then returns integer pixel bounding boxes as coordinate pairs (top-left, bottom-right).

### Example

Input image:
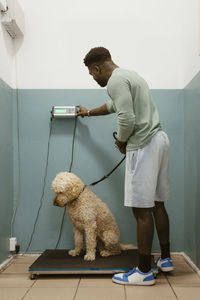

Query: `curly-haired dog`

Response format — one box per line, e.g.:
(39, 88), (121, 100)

(52, 172), (136, 261)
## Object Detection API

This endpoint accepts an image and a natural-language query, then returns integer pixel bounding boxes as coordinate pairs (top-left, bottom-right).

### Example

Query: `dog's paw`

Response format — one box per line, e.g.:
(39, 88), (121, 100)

(84, 253), (95, 261)
(100, 249), (121, 257)
(100, 250), (111, 257)
(68, 249), (80, 256)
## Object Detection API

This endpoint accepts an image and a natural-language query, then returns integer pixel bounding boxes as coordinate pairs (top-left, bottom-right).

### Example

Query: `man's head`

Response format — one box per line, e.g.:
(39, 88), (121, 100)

(84, 47), (117, 87)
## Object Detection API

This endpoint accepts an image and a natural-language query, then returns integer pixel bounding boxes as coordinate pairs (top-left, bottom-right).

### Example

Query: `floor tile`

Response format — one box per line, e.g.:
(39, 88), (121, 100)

(154, 272), (169, 285)
(171, 254), (186, 262)
(125, 284), (177, 300)
(0, 287), (28, 300)
(173, 286), (200, 300)
(23, 287), (77, 300)
(1, 254), (200, 300)
(0, 273), (34, 288)
(75, 286), (125, 300)
(173, 262), (194, 273)
(80, 275), (114, 287)
(79, 272), (168, 287)
(33, 276), (80, 288)
(166, 271), (200, 287)
(2, 263), (30, 274)
(13, 255), (40, 264)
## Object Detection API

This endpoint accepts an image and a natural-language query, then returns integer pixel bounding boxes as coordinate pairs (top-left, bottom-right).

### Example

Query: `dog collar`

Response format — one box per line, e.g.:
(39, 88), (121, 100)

(70, 184), (86, 203)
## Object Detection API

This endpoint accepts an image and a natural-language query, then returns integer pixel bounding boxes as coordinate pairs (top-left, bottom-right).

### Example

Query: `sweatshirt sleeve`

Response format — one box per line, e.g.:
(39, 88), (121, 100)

(107, 75), (135, 142)
(106, 99), (115, 114)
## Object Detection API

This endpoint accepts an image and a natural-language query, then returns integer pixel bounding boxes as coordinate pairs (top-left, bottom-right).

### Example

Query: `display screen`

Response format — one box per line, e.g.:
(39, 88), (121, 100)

(55, 109), (67, 114)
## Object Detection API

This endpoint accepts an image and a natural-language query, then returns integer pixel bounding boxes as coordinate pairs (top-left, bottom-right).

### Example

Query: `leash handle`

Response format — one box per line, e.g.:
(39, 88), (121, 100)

(113, 131), (118, 140)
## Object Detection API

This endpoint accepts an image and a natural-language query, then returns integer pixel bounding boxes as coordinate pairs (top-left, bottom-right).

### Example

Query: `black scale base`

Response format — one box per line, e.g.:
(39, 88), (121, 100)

(29, 249), (157, 279)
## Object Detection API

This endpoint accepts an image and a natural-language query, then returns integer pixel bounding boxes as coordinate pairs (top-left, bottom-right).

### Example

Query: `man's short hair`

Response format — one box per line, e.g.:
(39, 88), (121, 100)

(84, 47), (111, 67)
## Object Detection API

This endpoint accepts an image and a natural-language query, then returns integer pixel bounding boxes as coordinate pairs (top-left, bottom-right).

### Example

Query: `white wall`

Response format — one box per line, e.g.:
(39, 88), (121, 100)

(0, 7), (15, 88)
(15, 0), (200, 89)
(183, 0), (200, 87)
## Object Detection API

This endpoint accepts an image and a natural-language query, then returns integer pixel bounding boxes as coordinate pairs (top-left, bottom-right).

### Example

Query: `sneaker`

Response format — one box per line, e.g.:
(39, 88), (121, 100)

(156, 257), (174, 272)
(112, 267), (155, 286)
(152, 267), (159, 276)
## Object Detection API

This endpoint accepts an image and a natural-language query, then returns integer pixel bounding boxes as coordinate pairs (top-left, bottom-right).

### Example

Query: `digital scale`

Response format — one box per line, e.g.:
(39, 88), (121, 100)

(51, 106), (78, 118)
(29, 249), (157, 279)
(28, 106), (157, 280)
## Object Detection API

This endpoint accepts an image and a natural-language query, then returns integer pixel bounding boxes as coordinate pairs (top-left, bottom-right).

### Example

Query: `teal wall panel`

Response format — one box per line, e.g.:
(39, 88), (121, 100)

(1, 76), (199, 267)
(12, 89), (184, 253)
(0, 78), (13, 264)
(151, 90), (184, 252)
(184, 71), (200, 268)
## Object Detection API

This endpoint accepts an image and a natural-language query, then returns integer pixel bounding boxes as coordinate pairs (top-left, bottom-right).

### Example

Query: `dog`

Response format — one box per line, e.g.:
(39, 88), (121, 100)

(52, 172), (136, 261)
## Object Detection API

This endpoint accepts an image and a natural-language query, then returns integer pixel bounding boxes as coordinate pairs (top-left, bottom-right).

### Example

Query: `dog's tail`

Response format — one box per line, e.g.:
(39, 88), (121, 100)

(120, 243), (137, 250)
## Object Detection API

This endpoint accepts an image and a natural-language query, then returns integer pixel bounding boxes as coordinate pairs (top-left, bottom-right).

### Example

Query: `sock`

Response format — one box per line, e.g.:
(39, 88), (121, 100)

(160, 242), (170, 259)
(138, 254), (151, 273)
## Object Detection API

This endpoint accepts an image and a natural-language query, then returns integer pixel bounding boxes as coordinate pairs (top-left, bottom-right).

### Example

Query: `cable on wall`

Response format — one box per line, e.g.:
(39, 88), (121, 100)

(24, 116), (78, 253)
(25, 118), (54, 253)
(55, 117), (77, 249)
(10, 40), (21, 238)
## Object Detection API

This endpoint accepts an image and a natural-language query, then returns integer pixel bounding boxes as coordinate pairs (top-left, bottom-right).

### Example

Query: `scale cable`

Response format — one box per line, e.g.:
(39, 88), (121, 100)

(55, 117), (77, 249)
(25, 118), (54, 253)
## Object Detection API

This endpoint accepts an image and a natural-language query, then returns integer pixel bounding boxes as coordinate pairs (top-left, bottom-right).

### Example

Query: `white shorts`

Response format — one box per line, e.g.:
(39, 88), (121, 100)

(124, 130), (170, 208)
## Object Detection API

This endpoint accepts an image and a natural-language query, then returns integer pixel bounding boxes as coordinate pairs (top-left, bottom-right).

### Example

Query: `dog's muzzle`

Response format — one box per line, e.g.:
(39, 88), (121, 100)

(53, 194), (66, 207)
(53, 195), (59, 206)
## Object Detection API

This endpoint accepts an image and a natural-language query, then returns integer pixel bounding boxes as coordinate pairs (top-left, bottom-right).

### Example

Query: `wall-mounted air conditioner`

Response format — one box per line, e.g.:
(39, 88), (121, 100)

(1, 0), (25, 39)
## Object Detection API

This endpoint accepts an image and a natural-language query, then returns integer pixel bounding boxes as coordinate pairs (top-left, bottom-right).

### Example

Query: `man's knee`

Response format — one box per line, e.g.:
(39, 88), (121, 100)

(132, 207), (152, 219)
(153, 201), (165, 214)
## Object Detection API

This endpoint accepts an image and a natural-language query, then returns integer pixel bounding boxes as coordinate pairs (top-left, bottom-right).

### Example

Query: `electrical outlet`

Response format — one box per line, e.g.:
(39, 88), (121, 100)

(9, 237), (17, 251)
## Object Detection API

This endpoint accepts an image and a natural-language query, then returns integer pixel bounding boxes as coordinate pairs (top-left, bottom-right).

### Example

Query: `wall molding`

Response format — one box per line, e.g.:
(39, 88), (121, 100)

(0, 256), (13, 272)
(181, 252), (200, 278)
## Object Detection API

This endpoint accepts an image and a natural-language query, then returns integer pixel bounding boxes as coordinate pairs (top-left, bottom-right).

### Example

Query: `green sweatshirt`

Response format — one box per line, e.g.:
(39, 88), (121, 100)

(106, 68), (161, 151)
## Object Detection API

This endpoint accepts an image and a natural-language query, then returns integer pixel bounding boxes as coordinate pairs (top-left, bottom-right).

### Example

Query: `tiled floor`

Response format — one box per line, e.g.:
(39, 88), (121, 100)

(0, 254), (200, 300)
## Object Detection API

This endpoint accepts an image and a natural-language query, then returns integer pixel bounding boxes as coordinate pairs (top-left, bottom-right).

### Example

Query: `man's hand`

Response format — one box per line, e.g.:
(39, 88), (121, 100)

(115, 139), (127, 154)
(76, 105), (89, 118)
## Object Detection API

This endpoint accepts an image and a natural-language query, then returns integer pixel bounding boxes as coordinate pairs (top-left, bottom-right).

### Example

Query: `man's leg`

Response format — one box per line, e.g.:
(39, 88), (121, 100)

(112, 206), (155, 285)
(132, 207), (154, 273)
(152, 201), (170, 259)
(153, 201), (174, 272)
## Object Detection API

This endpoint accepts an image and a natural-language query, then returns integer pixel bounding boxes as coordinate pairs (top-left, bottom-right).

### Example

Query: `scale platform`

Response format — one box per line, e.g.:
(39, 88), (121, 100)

(29, 249), (157, 279)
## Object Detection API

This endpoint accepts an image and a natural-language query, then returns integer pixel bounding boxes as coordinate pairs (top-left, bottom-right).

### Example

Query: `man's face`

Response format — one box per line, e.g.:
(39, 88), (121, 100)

(88, 64), (108, 87)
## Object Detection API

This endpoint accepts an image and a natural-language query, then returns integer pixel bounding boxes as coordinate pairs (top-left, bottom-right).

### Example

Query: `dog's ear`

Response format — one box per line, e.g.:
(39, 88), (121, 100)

(51, 172), (69, 193)
(68, 181), (82, 198)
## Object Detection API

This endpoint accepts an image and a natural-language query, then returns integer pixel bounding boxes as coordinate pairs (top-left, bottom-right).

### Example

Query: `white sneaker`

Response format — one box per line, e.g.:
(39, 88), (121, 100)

(156, 257), (174, 272)
(112, 267), (155, 286)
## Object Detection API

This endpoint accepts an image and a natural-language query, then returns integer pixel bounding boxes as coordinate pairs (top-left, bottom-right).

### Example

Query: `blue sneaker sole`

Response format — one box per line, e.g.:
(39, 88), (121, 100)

(158, 265), (174, 272)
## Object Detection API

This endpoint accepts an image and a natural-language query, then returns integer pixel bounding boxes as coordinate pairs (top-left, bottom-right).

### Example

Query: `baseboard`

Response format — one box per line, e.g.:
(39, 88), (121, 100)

(0, 256), (14, 272)
(181, 252), (200, 278)
(16, 253), (41, 257)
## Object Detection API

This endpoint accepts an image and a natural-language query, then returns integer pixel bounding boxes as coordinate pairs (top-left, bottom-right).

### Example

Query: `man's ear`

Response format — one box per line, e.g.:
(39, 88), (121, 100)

(94, 65), (100, 73)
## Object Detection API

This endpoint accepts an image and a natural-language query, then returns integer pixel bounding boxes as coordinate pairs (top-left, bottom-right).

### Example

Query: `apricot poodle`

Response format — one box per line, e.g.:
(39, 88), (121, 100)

(52, 172), (136, 261)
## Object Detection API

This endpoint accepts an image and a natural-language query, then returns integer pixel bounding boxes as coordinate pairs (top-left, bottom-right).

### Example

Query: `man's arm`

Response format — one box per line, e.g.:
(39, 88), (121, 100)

(76, 104), (109, 118)
(77, 103), (127, 154)
(108, 76), (135, 143)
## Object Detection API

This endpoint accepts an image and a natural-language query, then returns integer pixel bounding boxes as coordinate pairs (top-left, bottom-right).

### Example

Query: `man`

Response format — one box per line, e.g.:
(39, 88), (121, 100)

(77, 47), (174, 286)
